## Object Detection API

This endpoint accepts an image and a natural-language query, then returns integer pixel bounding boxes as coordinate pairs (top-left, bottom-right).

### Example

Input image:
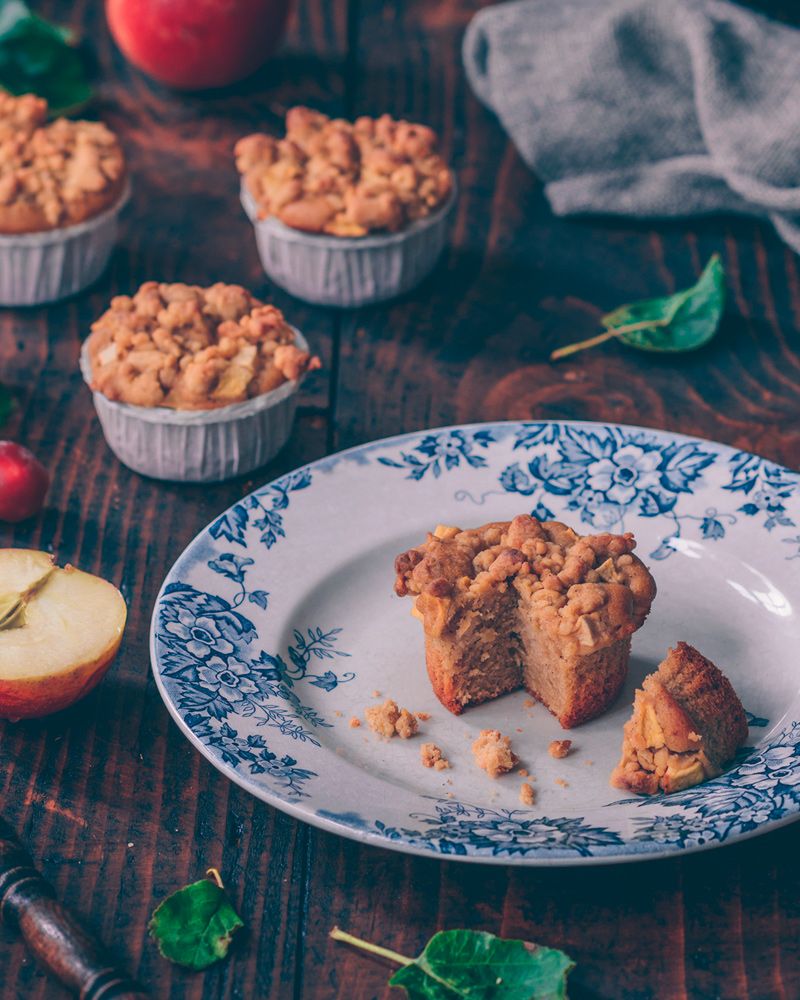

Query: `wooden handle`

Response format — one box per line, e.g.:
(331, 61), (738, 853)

(0, 817), (147, 999)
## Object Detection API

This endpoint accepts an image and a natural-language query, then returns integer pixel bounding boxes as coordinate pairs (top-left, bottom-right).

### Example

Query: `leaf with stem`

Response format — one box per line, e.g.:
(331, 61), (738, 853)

(331, 926), (574, 999)
(551, 254), (725, 362)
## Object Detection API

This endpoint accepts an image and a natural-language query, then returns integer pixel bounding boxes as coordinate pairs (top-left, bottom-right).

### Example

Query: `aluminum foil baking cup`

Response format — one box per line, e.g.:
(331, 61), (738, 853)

(241, 181), (456, 307)
(0, 183), (131, 307)
(79, 328), (310, 483)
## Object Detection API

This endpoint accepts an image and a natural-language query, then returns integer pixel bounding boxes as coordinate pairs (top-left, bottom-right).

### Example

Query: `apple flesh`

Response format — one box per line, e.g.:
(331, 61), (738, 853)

(0, 550), (127, 720)
(105, 0), (292, 91)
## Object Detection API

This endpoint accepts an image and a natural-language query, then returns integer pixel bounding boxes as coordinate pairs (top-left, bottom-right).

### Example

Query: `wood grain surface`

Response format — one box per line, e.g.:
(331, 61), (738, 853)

(1, 1), (799, 997)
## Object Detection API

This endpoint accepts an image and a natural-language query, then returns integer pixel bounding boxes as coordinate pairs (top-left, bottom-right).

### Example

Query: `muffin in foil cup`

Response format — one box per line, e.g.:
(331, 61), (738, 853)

(0, 183), (131, 307)
(241, 181), (456, 308)
(80, 326), (310, 483)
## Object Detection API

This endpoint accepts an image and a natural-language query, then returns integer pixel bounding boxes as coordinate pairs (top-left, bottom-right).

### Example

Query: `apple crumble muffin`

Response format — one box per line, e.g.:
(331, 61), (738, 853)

(611, 642), (748, 795)
(472, 729), (518, 778)
(235, 106), (453, 236)
(395, 515), (656, 729)
(87, 282), (320, 410)
(0, 93), (126, 234)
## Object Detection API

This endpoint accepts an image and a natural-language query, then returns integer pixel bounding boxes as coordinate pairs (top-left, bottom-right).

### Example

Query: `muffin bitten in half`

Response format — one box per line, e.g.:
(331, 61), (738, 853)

(394, 515), (656, 728)
(611, 642), (748, 795)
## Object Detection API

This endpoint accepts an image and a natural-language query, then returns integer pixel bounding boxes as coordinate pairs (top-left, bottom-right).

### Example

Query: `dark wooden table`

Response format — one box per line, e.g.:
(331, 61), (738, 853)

(3, 1), (800, 997)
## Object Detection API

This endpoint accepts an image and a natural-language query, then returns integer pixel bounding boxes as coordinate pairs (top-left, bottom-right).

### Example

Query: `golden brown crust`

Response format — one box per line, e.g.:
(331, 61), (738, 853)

(235, 106), (453, 237)
(0, 93), (126, 234)
(395, 516), (656, 654)
(610, 642), (748, 795)
(87, 281), (321, 410)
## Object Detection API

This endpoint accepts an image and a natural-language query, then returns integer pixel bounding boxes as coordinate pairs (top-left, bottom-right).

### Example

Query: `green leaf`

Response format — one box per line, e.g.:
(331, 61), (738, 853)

(148, 874), (244, 971)
(390, 931), (573, 1000)
(0, 0), (92, 116)
(550, 254), (725, 361)
(602, 253), (725, 352)
(331, 927), (573, 1000)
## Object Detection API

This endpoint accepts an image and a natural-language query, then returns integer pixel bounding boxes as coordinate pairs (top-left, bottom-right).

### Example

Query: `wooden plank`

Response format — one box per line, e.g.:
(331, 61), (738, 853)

(0, 1), (348, 996)
(301, 0), (800, 998)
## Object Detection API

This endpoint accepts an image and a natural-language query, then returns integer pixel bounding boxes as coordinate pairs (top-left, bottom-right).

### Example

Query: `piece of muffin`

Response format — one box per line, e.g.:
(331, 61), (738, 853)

(87, 281), (321, 410)
(610, 642), (748, 795)
(395, 515), (656, 728)
(0, 93), (126, 234)
(235, 106), (453, 237)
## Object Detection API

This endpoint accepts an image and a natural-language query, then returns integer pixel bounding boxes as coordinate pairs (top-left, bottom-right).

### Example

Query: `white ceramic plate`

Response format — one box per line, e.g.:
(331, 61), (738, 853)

(150, 421), (800, 865)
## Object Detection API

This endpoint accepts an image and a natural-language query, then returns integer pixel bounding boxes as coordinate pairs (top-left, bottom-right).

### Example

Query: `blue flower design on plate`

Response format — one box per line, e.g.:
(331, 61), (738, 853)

(377, 429), (495, 480)
(498, 424), (716, 532)
(155, 582), (352, 799)
(152, 420), (800, 861)
(321, 799), (625, 858)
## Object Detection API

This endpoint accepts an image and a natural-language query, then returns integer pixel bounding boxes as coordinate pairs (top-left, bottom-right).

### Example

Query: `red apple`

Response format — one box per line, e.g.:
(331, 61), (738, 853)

(105, 0), (293, 91)
(0, 442), (49, 523)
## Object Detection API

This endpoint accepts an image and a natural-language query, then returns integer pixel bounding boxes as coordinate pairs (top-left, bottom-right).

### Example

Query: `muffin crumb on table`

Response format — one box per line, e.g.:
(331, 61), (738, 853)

(549, 739), (573, 759)
(472, 729), (518, 777)
(365, 699), (419, 739)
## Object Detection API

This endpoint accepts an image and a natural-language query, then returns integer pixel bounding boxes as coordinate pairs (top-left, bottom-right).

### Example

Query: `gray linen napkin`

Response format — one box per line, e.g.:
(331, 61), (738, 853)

(463, 0), (800, 251)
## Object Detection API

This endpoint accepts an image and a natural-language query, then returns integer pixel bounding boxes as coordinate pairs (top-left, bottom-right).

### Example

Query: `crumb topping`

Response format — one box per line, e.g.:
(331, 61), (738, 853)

(420, 742), (450, 770)
(87, 281), (321, 410)
(0, 93), (125, 232)
(519, 782), (536, 806)
(365, 699), (419, 739)
(548, 739), (572, 759)
(471, 729), (517, 778)
(395, 515), (656, 656)
(235, 106), (453, 236)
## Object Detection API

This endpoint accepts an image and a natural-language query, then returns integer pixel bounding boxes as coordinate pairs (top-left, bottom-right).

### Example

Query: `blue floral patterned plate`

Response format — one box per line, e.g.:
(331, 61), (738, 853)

(150, 421), (800, 865)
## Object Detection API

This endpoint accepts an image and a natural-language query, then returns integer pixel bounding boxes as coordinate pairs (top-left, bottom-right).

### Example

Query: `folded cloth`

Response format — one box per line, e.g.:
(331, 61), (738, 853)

(463, 0), (800, 251)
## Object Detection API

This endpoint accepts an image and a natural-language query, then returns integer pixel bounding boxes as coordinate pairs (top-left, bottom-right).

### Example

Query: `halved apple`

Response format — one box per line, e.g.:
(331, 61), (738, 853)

(0, 549), (127, 720)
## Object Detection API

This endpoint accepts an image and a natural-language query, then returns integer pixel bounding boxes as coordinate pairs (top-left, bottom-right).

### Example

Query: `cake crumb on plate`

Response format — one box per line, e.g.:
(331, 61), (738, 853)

(421, 742), (450, 770)
(472, 729), (517, 778)
(365, 699), (419, 739)
(349, 717), (361, 728)
(520, 783), (536, 806)
(549, 739), (572, 759)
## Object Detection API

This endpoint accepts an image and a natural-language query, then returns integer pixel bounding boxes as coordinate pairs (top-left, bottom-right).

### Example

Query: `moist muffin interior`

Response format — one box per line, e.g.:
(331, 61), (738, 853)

(87, 281), (321, 410)
(395, 515), (656, 728)
(0, 92), (126, 234)
(235, 106), (453, 237)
